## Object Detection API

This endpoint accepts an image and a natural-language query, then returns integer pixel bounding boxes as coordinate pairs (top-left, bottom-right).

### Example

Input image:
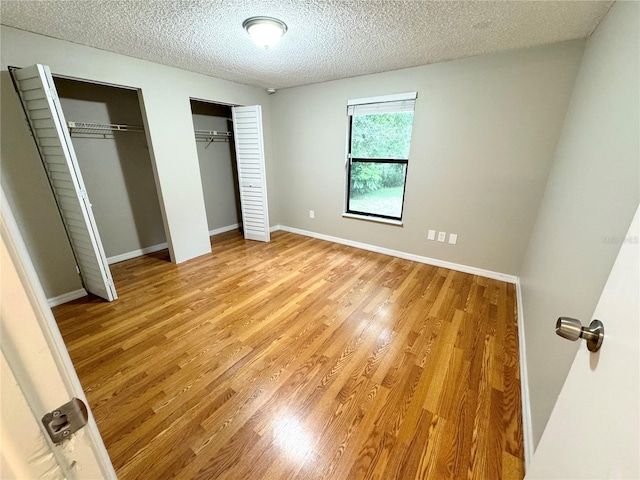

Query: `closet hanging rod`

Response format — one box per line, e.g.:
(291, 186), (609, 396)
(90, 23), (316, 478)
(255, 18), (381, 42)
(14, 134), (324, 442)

(66, 121), (145, 135)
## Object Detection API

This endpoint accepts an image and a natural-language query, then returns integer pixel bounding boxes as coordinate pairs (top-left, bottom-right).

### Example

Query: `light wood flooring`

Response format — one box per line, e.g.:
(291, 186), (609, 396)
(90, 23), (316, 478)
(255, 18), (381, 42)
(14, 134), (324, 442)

(53, 230), (524, 479)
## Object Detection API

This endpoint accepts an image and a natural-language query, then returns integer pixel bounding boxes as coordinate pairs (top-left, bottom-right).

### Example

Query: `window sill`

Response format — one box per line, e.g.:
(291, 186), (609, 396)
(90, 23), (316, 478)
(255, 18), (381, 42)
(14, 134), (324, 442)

(342, 213), (403, 226)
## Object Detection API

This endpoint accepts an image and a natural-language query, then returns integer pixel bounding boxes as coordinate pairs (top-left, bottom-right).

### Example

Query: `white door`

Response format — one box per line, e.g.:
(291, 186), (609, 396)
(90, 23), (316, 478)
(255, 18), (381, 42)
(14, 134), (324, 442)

(526, 205), (639, 479)
(232, 105), (270, 242)
(9, 64), (117, 301)
(1, 190), (116, 478)
(1, 351), (62, 478)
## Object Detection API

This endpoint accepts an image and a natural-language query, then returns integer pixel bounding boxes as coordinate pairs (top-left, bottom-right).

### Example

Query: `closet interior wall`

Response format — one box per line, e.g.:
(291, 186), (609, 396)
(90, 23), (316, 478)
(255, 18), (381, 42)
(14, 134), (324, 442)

(190, 100), (241, 234)
(55, 78), (166, 262)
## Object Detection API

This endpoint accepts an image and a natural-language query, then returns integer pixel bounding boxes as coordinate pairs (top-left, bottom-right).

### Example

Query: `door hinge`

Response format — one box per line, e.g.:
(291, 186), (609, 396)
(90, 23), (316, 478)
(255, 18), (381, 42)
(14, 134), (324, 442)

(106, 278), (114, 287)
(78, 189), (87, 199)
(42, 398), (88, 444)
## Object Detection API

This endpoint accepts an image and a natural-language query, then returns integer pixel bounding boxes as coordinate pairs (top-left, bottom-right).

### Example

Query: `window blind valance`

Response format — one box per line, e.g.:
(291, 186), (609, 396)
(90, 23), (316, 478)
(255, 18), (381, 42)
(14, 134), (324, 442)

(347, 92), (417, 116)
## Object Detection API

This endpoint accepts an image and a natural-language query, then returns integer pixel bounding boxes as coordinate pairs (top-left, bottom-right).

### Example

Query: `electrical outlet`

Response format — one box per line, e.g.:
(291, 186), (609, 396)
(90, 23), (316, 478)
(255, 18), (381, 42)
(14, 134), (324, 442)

(437, 231), (446, 242)
(309, 210), (315, 219)
(448, 233), (458, 245)
(427, 229), (436, 240)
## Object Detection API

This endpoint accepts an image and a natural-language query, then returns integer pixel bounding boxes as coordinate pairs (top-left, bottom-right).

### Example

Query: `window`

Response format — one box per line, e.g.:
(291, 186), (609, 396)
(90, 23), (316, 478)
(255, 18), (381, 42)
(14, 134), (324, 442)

(345, 93), (416, 222)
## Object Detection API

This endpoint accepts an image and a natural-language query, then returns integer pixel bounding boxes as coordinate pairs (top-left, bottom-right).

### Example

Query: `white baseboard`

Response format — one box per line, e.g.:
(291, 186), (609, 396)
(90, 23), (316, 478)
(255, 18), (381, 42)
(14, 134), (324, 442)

(106, 224), (241, 265)
(516, 278), (534, 469)
(51, 224), (241, 306)
(107, 242), (169, 264)
(275, 225), (517, 284)
(47, 288), (87, 307)
(210, 223), (240, 236)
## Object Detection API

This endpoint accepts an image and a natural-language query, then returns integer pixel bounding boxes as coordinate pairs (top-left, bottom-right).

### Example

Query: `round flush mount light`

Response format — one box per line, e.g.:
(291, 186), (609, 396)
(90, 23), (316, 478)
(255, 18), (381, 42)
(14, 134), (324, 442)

(243, 16), (288, 49)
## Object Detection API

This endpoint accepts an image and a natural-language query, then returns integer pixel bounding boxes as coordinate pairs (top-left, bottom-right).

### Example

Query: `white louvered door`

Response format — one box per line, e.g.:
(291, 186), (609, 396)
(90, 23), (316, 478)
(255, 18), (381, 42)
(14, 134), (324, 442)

(231, 105), (270, 242)
(10, 64), (117, 301)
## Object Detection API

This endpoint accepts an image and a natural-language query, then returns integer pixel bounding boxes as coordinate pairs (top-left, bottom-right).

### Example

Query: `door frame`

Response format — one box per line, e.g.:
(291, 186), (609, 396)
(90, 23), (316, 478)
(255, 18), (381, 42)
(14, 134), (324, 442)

(1, 187), (116, 478)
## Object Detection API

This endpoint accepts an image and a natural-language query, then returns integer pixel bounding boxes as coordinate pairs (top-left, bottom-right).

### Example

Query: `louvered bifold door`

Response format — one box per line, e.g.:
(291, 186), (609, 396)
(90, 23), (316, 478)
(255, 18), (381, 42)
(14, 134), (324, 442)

(10, 64), (117, 301)
(231, 105), (270, 242)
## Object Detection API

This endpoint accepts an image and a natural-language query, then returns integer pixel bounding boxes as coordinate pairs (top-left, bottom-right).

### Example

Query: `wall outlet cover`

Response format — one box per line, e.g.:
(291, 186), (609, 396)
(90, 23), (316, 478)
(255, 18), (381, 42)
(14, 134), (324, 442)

(437, 231), (446, 242)
(428, 229), (436, 240)
(448, 233), (458, 245)
(309, 210), (315, 219)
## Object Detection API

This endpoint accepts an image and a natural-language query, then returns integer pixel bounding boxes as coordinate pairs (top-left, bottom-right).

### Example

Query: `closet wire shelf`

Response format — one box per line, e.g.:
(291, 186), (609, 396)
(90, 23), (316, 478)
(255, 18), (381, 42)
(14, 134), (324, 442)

(65, 122), (233, 148)
(66, 121), (145, 138)
(194, 129), (233, 149)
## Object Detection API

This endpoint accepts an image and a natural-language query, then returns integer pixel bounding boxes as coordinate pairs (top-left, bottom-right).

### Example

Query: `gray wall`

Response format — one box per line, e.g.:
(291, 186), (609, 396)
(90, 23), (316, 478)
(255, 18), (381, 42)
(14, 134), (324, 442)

(55, 78), (166, 259)
(270, 41), (585, 275)
(519, 0), (640, 448)
(190, 101), (241, 232)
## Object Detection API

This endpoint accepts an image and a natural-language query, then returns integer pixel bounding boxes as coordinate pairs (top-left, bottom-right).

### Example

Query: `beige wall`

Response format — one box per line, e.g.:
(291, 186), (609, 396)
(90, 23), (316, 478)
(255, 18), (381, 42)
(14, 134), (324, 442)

(1, 25), (277, 297)
(270, 40), (585, 275)
(519, 1), (640, 448)
(190, 101), (241, 232)
(56, 78), (167, 258)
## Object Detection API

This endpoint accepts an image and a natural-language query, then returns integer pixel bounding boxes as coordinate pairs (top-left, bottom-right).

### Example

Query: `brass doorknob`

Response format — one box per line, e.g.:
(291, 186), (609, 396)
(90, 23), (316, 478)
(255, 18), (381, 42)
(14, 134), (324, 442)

(556, 317), (604, 352)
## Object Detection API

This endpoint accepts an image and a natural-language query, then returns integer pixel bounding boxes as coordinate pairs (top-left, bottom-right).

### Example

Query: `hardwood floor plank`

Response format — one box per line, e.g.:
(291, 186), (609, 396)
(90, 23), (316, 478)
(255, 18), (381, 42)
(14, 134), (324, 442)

(52, 230), (524, 479)
(422, 309), (464, 413)
(398, 410), (447, 480)
(467, 335), (496, 480)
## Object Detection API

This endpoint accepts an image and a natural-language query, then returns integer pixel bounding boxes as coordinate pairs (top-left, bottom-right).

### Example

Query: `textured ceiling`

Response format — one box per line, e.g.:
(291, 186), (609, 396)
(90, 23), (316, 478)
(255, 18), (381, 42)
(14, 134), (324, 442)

(1, 0), (613, 89)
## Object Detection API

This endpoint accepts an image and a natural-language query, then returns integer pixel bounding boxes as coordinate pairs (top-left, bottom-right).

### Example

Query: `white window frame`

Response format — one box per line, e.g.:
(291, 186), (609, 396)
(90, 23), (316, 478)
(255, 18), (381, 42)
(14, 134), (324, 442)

(343, 92), (417, 225)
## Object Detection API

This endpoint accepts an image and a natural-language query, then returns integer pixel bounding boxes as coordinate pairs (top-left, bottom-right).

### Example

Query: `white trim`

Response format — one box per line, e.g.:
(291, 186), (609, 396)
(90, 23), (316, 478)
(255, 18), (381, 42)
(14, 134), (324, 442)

(516, 278), (534, 469)
(276, 225), (517, 284)
(106, 224), (241, 264)
(209, 223), (240, 236)
(342, 213), (403, 226)
(270, 224), (280, 233)
(107, 242), (168, 264)
(347, 91), (417, 106)
(1, 188), (117, 478)
(47, 288), (88, 307)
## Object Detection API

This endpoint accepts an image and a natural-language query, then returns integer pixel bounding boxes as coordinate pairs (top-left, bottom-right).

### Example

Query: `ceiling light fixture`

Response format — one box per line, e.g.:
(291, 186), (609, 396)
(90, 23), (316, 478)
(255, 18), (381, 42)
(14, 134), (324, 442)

(243, 16), (287, 49)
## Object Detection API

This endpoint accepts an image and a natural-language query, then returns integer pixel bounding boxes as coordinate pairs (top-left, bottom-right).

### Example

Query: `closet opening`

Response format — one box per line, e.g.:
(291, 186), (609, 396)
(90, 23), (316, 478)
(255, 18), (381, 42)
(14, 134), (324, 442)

(189, 99), (242, 238)
(54, 77), (169, 268)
